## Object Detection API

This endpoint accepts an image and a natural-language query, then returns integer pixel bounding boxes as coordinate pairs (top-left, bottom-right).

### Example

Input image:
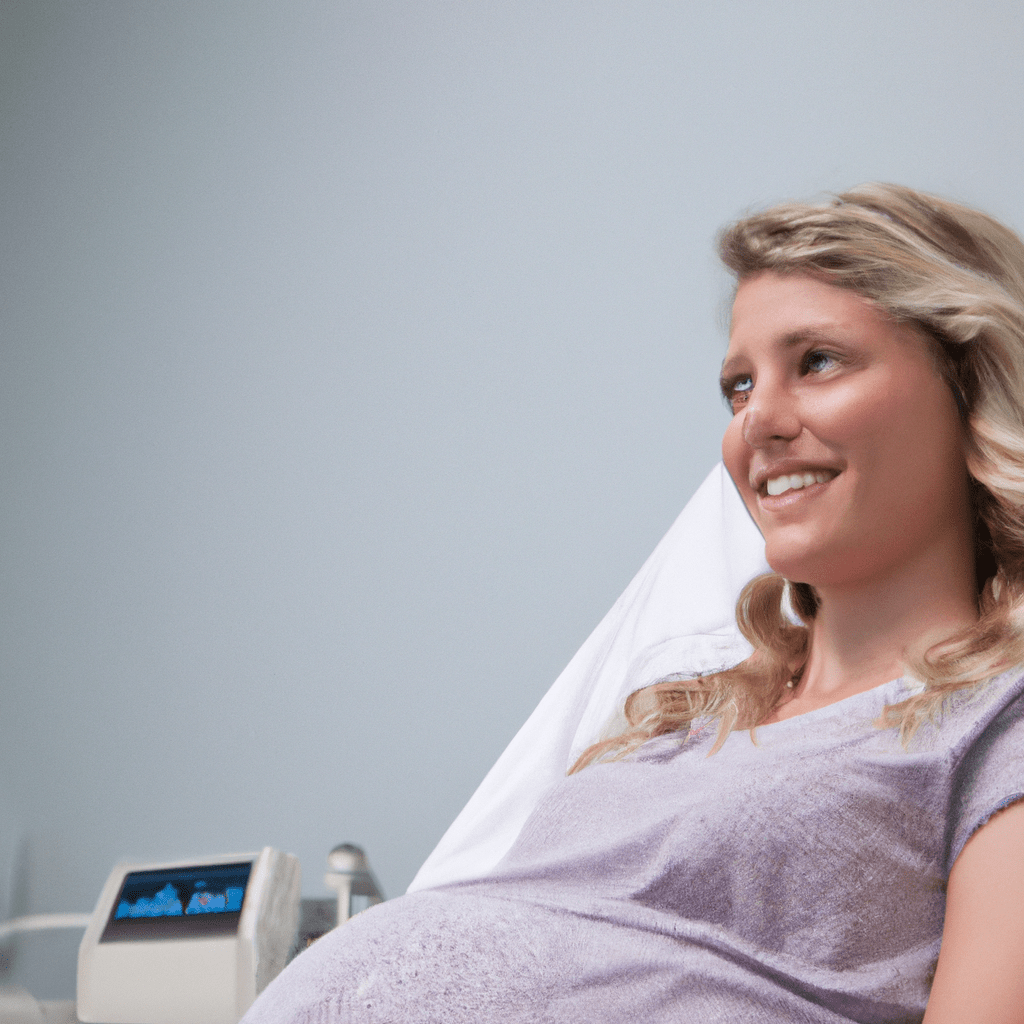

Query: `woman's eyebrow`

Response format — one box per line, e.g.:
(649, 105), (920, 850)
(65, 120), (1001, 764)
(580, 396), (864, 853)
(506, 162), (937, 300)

(719, 327), (842, 380)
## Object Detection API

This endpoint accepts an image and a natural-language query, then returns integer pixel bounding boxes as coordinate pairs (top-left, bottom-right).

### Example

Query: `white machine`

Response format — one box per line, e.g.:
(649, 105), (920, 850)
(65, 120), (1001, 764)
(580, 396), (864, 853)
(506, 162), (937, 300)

(75, 848), (300, 1024)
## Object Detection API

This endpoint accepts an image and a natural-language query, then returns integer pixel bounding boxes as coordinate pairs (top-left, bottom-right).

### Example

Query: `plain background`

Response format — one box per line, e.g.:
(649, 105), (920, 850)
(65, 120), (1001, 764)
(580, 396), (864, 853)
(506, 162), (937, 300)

(3, 0), (1024, 998)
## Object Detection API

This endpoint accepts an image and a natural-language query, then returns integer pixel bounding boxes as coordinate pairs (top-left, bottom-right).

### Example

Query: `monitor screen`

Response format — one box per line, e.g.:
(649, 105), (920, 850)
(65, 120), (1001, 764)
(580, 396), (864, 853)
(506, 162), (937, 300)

(100, 861), (253, 942)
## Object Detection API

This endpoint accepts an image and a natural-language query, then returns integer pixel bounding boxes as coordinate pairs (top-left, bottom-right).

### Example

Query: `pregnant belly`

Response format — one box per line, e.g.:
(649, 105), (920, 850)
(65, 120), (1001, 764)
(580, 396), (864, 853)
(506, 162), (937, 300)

(240, 888), (873, 1024)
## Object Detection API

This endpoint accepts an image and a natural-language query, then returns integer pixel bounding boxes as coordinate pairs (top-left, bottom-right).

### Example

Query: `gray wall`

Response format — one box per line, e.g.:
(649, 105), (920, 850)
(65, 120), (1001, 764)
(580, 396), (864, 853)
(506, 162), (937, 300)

(3, 0), (1023, 997)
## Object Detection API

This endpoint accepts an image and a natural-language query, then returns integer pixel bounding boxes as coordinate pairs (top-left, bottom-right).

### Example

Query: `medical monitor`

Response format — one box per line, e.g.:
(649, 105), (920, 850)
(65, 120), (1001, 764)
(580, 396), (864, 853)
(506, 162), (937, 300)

(77, 848), (299, 1024)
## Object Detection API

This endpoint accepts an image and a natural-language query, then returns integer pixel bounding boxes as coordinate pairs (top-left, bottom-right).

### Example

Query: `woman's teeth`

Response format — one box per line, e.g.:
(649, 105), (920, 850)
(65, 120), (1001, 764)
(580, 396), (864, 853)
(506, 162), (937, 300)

(765, 471), (834, 497)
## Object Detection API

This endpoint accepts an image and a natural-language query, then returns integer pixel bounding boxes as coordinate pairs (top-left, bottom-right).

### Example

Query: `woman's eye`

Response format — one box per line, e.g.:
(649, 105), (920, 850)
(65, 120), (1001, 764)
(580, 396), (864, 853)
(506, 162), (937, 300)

(804, 350), (836, 374)
(722, 375), (753, 410)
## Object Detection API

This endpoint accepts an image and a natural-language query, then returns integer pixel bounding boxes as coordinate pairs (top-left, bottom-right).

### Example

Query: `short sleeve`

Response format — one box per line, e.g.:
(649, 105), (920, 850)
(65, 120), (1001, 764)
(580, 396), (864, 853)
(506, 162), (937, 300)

(947, 680), (1024, 873)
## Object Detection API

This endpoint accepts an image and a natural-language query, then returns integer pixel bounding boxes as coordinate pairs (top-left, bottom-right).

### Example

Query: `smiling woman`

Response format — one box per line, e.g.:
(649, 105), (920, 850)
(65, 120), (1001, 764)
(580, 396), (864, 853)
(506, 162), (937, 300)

(242, 186), (1024, 1024)
(723, 273), (974, 600)
(575, 185), (1024, 760)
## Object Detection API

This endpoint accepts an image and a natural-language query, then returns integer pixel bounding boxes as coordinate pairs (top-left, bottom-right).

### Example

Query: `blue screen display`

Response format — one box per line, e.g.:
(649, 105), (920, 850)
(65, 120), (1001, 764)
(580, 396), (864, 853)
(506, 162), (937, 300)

(101, 861), (253, 942)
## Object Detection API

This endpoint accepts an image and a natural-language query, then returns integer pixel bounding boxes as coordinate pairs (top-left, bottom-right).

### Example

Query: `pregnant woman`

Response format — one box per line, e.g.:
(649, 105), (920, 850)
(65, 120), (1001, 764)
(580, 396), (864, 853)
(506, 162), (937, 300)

(244, 184), (1024, 1023)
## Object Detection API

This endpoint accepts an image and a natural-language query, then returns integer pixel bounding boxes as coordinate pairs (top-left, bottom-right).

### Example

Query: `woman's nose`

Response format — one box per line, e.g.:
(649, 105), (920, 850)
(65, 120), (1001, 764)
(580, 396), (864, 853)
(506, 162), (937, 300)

(741, 385), (801, 448)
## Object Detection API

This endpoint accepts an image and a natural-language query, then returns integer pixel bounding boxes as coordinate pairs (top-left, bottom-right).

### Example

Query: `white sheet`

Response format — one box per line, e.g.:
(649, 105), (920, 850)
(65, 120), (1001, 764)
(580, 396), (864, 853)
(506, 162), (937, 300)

(408, 463), (769, 892)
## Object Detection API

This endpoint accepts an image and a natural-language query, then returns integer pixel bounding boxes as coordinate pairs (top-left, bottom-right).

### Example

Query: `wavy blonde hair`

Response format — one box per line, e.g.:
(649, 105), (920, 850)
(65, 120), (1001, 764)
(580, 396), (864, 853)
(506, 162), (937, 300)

(572, 183), (1024, 772)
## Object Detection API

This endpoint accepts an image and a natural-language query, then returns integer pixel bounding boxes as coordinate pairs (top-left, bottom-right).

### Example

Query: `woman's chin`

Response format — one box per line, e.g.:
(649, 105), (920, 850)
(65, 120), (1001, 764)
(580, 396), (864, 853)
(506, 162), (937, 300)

(763, 547), (828, 588)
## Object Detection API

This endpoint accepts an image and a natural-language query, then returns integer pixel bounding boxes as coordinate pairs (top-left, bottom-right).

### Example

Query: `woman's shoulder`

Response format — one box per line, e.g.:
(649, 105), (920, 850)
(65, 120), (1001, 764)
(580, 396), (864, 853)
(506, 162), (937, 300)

(829, 667), (1024, 762)
(941, 664), (1024, 737)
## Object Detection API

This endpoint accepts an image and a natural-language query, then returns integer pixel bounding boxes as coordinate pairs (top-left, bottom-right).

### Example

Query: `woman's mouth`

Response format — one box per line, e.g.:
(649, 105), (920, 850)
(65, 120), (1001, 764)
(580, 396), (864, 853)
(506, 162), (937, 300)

(764, 470), (838, 497)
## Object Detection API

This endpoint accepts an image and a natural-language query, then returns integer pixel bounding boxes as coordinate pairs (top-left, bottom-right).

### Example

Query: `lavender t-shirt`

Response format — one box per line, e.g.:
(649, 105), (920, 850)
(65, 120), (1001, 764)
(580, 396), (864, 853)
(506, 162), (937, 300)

(244, 669), (1024, 1023)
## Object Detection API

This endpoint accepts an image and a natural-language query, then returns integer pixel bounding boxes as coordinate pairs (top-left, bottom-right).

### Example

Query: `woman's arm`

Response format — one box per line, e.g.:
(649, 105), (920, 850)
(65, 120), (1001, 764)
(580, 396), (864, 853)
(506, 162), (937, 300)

(923, 798), (1024, 1024)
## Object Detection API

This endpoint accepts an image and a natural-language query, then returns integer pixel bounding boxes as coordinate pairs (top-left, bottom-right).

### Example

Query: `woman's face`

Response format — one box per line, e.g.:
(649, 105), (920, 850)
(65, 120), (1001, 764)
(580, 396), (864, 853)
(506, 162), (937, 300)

(720, 272), (972, 591)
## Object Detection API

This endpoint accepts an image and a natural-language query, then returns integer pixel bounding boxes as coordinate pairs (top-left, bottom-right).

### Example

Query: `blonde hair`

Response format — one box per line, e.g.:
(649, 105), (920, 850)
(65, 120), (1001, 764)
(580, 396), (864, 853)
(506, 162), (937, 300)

(572, 183), (1024, 773)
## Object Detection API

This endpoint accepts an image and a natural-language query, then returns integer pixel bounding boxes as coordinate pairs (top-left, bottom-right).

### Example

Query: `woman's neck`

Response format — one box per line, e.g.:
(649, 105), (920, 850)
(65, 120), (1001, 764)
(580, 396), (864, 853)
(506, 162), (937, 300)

(798, 538), (980, 703)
